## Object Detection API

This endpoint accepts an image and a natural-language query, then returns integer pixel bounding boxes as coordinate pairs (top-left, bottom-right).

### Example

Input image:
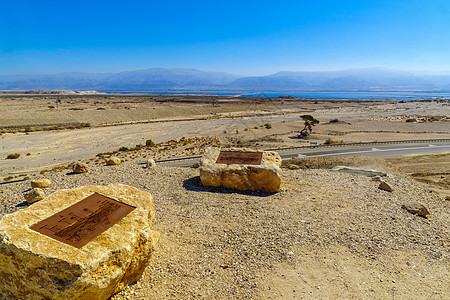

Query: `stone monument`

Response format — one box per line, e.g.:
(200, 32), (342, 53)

(0, 184), (159, 299)
(199, 147), (282, 193)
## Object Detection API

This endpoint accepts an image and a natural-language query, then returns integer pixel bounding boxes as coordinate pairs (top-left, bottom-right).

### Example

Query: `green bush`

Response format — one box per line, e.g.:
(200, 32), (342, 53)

(146, 139), (155, 146)
(264, 123), (272, 129)
(7, 153), (20, 159)
(118, 147), (129, 151)
(406, 118), (416, 122)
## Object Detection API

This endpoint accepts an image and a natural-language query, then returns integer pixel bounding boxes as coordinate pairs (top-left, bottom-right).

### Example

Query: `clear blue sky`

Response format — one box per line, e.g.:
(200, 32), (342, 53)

(1, 0), (450, 75)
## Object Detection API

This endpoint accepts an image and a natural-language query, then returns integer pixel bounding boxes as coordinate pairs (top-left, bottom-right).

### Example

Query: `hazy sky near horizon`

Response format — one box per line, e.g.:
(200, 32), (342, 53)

(1, 0), (450, 76)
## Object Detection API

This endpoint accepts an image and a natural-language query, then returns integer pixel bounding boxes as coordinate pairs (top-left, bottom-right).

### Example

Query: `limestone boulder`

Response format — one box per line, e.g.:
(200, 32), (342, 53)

(199, 147), (282, 193)
(106, 157), (121, 165)
(72, 162), (89, 174)
(31, 179), (51, 188)
(24, 188), (45, 204)
(379, 181), (393, 192)
(0, 184), (159, 299)
(146, 159), (156, 168)
(332, 166), (387, 177)
(401, 201), (430, 217)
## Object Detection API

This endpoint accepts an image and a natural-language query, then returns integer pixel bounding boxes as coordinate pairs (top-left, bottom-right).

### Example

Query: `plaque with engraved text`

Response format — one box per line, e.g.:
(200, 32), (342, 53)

(216, 151), (263, 165)
(30, 193), (135, 248)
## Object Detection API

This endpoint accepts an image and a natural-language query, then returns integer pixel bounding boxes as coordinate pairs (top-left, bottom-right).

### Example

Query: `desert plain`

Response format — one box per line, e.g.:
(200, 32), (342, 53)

(0, 93), (449, 299)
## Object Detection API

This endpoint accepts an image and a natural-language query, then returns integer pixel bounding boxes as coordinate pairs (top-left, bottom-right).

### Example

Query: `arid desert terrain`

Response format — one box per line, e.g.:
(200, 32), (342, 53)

(0, 93), (449, 299)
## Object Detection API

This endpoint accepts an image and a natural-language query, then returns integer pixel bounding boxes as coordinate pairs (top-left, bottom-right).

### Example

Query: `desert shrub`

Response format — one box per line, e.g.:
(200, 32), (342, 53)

(6, 153), (20, 159)
(264, 123), (272, 129)
(329, 119), (339, 123)
(96, 107), (106, 110)
(324, 138), (344, 145)
(118, 147), (129, 151)
(406, 118), (416, 122)
(146, 139), (155, 146)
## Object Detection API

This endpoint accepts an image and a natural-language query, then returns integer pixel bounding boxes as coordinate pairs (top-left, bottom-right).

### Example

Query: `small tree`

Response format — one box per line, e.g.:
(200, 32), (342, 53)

(300, 115), (319, 137)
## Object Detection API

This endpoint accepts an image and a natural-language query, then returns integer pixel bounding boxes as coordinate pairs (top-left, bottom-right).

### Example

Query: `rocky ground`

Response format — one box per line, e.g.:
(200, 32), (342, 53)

(0, 95), (449, 298)
(0, 153), (448, 299)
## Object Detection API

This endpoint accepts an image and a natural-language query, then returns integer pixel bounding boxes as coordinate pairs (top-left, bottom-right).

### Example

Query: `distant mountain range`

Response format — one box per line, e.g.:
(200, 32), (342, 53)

(1, 68), (450, 91)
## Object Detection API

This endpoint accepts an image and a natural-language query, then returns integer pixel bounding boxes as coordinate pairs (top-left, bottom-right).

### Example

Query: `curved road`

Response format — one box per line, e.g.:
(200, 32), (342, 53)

(158, 141), (450, 167)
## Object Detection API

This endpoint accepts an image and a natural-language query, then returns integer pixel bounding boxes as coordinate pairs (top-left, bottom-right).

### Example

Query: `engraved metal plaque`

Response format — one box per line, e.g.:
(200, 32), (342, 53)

(216, 151), (263, 165)
(30, 192), (135, 248)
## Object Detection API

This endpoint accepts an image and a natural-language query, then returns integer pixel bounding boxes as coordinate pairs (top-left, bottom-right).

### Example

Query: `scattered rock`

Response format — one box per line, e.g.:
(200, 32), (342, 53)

(371, 176), (382, 182)
(401, 201), (430, 217)
(0, 184), (159, 299)
(379, 181), (393, 192)
(287, 164), (300, 170)
(106, 157), (121, 165)
(24, 188), (45, 203)
(30, 179), (51, 188)
(199, 147), (282, 193)
(332, 166), (387, 177)
(192, 161), (200, 168)
(146, 159), (156, 168)
(72, 162), (89, 173)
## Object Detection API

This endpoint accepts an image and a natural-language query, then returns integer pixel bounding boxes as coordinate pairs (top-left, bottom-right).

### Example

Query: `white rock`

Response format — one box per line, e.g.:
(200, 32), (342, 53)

(146, 159), (156, 168)
(106, 157), (121, 165)
(31, 179), (51, 188)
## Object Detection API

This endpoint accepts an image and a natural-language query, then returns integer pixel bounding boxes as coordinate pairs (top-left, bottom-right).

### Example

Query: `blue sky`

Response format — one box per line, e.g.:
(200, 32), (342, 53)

(1, 0), (450, 75)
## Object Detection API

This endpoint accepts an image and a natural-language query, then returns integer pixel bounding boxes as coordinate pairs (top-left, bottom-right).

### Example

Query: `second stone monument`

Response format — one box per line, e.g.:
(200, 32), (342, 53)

(199, 147), (282, 193)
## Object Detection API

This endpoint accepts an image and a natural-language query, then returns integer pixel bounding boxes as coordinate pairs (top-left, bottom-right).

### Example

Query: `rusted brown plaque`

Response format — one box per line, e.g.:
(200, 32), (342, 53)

(30, 193), (135, 248)
(216, 151), (263, 165)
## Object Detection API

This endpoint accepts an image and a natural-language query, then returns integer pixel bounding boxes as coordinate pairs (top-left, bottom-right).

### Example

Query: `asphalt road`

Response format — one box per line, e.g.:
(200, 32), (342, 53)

(157, 141), (450, 167)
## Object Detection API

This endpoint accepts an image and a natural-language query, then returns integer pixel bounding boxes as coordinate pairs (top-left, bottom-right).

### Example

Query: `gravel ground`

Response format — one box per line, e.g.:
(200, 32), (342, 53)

(0, 156), (449, 299)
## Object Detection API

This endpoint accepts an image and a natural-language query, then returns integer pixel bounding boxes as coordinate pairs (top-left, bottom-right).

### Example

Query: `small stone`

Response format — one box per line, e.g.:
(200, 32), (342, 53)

(24, 188), (45, 204)
(72, 162), (89, 173)
(379, 181), (393, 192)
(146, 159), (156, 168)
(287, 164), (300, 170)
(371, 176), (382, 182)
(30, 179), (51, 188)
(192, 162), (200, 168)
(401, 201), (430, 217)
(106, 157), (121, 165)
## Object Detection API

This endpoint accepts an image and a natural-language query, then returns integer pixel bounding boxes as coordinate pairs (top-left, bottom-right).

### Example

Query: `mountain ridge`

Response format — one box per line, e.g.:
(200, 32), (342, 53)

(1, 67), (450, 91)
